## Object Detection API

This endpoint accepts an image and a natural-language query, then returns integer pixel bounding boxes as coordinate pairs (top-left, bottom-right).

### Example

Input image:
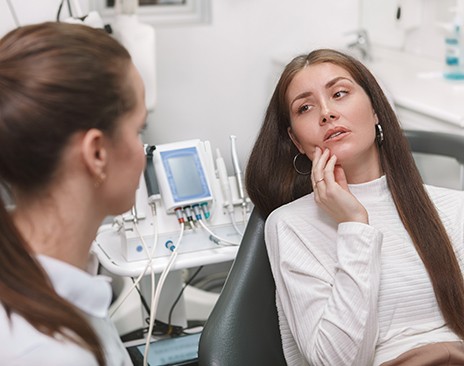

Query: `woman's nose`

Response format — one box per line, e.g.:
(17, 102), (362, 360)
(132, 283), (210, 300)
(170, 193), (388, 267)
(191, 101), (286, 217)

(321, 114), (337, 124)
(320, 106), (339, 124)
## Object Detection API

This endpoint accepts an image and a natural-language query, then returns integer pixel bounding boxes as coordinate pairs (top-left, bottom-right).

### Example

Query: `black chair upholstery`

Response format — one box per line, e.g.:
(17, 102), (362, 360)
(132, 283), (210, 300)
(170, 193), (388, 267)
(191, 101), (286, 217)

(404, 129), (464, 189)
(198, 209), (286, 366)
(403, 129), (464, 166)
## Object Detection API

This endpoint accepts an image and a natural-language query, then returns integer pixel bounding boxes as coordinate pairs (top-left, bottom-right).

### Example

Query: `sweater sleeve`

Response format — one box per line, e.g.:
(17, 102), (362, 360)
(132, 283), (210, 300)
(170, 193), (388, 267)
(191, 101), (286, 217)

(265, 213), (383, 366)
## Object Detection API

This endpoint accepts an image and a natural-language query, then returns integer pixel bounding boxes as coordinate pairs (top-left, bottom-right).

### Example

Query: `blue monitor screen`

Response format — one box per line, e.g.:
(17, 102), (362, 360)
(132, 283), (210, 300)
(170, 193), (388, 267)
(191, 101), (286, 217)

(134, 332), (201, 366)
(161, 147), (211, 203)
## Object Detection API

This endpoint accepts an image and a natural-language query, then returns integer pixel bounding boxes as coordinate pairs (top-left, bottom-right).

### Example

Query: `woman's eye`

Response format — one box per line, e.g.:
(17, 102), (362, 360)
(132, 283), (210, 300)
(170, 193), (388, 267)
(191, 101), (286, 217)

(334, 90), (348, 98)
(298, 104), (311, 114)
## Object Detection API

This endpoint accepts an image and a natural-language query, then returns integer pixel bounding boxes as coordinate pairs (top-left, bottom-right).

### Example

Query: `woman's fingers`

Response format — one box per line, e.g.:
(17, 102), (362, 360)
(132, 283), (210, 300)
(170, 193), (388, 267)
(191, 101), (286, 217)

(311, 150), (368, 224)
(312, 148), (330, 186)
(314, 153), (336, 199)
(322, 154), (337, 183)
(311, 147), (322, 186)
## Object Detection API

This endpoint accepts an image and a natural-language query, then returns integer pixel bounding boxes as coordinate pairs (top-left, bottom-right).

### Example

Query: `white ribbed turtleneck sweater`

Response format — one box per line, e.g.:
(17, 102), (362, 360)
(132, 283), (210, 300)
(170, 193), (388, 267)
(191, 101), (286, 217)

(265, 175), (464, 366)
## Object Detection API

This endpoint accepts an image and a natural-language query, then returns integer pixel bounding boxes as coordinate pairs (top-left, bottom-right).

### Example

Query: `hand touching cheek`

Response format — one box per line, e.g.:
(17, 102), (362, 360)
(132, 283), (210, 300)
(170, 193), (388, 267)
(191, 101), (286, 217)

(311, 147), (368, 224)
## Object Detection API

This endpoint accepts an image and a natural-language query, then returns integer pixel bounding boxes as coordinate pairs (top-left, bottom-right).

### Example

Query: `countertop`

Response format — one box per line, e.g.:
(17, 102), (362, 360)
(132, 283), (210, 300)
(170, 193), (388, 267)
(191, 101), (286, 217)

(367, 46), (464, 128)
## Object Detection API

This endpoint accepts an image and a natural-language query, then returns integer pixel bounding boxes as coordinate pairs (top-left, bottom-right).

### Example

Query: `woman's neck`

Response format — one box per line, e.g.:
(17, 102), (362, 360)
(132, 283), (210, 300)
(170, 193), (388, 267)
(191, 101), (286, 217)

(12, 186), (104, 270)
(341, 150), (383, 184)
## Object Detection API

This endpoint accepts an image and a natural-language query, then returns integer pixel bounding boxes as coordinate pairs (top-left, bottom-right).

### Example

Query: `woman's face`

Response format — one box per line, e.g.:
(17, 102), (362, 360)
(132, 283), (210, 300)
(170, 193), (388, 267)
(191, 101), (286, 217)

(286, 62), (380, 174)
(104, 63), (147, 215)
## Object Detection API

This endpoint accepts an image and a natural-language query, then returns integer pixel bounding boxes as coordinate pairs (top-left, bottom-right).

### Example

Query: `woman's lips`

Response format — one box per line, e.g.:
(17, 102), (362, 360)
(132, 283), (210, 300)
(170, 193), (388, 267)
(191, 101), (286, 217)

(324, 127), (350, 142)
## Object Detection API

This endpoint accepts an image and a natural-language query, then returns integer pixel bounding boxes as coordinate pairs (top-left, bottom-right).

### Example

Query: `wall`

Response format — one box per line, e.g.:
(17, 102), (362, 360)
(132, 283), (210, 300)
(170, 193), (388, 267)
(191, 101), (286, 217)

(0, 0), (81, 35)
(360, 0), (455, 60)
(0, 0), (360, 170)
(149, 0), (360, 170)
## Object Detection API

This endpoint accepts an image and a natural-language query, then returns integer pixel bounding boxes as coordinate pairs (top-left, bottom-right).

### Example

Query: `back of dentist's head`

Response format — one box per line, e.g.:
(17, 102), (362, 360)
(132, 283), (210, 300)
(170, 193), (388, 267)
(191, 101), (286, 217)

(0, 21), (134, 192)
(0, 22), (134, 365)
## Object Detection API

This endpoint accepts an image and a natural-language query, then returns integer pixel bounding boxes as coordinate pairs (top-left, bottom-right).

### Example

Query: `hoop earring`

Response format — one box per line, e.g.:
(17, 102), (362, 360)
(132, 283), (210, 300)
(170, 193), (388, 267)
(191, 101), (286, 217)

(375, 124), (384, 146)
(293, 153), (311, 175)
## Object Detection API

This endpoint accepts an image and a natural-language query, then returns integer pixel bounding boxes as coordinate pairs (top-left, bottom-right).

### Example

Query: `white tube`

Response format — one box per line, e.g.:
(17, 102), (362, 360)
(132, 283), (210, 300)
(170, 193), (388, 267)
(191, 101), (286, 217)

(143, 223), (184, 366)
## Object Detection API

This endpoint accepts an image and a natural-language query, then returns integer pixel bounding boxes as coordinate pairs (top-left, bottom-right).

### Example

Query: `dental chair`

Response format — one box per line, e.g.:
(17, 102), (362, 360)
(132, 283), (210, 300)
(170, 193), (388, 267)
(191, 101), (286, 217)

(198, 208), (286, 366)
(403, 129), (464, 189)
(198, 129), (464, 366)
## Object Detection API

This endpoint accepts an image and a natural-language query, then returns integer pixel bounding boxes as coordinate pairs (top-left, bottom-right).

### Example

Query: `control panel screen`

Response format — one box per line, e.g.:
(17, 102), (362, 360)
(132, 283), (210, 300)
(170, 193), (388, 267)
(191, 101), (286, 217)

(161, 147), (211, 203)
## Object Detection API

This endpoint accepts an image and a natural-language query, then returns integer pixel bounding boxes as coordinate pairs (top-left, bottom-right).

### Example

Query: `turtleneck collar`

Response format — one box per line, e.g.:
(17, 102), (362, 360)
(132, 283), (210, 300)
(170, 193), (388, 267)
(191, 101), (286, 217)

(348, 175), (389, 200)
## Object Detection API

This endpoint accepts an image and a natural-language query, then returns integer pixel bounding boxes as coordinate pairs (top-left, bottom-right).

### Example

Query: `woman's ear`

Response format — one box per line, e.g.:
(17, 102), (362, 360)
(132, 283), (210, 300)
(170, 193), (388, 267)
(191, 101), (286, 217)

(81, 129), (108, 178)
(287, 127), (305, 154)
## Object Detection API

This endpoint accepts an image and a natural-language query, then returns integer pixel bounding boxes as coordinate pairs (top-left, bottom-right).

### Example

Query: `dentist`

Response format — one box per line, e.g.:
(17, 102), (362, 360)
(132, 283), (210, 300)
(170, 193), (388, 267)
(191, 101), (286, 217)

(0, 22), (147, 365)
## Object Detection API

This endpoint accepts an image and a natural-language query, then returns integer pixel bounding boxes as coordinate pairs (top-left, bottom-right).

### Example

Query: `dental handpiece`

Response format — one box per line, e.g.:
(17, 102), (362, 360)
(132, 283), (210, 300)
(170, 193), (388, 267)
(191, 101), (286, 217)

(230, 135), (246, 209)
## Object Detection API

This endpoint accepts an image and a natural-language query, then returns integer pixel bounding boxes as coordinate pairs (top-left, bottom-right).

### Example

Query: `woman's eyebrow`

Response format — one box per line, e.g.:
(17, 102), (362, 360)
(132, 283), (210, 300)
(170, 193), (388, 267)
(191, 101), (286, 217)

(290, 76), (354, 108)
(326, 76), (354, 88)
(290, 91), (312, 108)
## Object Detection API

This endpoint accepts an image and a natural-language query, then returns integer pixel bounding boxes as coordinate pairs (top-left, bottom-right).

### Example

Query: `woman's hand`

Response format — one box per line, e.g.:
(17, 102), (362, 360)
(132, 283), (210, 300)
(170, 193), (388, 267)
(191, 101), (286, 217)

(311, 147), (368, 224)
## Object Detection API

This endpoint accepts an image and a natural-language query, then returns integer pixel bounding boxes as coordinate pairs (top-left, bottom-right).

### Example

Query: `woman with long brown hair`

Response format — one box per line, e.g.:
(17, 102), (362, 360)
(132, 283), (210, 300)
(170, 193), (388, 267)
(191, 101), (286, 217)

(0, 22), (147, 365)
(246, 49), (464, 365)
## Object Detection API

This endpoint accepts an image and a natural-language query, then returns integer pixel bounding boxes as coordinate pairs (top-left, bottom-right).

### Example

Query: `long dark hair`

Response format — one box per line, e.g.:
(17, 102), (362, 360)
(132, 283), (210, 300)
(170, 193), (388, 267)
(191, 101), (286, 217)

(246, 48), (464, 340)
(0, 22), (134, 365)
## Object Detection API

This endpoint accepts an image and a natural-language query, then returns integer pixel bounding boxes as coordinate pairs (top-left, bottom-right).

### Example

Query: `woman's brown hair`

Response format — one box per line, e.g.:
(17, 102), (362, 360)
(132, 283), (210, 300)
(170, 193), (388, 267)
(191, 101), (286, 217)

(246, 48), (464, 339)
(0, 22), (134, 365)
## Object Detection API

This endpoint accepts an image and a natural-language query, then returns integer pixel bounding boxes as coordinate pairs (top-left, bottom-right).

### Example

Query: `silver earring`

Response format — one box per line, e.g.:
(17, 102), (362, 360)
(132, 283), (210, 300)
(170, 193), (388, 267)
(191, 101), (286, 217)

(293, 153), (311, 175)
(375, 124), (384, 146)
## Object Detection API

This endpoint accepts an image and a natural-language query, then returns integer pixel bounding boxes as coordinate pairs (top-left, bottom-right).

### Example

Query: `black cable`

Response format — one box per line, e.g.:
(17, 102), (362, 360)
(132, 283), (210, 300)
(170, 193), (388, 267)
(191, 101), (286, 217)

(66, 0), (73, 17)
(130, 277), (184, 336)
(130, 267), (205, 336)
(57, 0), (74, 22)
(56, 0), (65, 21)
(167, 266), (204, 333)
(131, 277), (151, 314)
(130, 278), (173, 335)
